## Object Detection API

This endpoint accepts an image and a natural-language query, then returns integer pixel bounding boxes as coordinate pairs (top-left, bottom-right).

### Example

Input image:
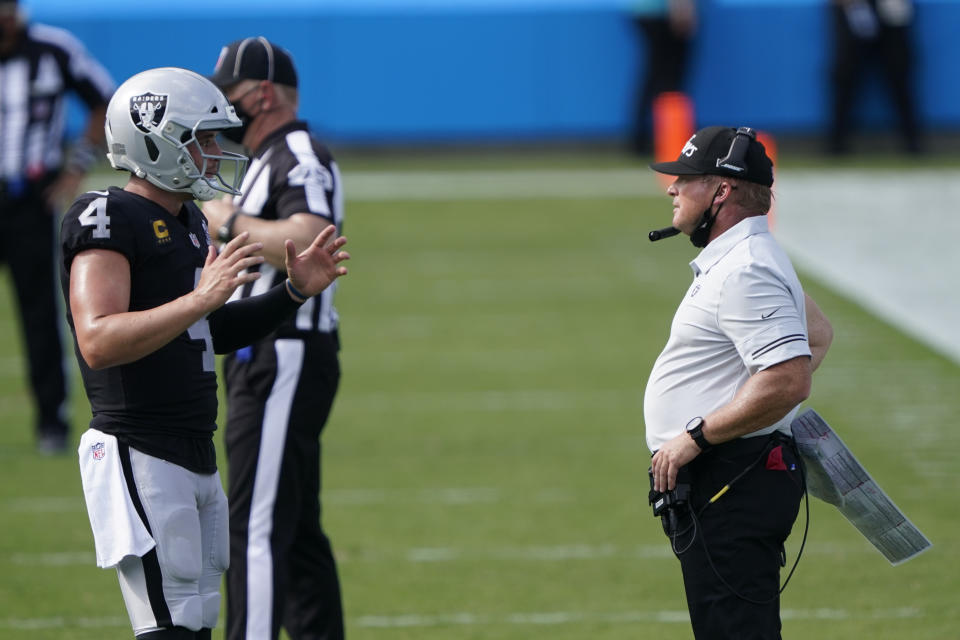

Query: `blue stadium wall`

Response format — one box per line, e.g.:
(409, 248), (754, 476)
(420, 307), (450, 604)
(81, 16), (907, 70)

(29, 0), (960, 145)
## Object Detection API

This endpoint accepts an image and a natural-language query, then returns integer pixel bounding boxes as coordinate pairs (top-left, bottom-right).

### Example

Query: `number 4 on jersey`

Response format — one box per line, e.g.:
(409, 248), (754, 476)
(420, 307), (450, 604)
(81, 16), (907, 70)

(78, 196), (111, 239)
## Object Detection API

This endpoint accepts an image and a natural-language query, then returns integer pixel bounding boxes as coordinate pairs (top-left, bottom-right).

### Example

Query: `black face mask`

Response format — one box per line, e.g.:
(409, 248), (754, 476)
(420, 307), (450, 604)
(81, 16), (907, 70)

(689, 184), (725, 248)
(222, 101), (252, 145)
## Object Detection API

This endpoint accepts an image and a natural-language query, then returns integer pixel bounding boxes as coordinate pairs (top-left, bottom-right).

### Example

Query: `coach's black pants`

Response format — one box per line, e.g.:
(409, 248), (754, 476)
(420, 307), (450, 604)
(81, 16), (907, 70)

(665, 435), (804, 640)
(223, 332), (343, 640)
(0, 188), (68, 441)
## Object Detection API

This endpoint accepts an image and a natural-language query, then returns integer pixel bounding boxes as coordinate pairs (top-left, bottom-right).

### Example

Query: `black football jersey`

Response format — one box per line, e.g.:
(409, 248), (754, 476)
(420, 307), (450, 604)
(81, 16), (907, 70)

(60, 187), (219, 473)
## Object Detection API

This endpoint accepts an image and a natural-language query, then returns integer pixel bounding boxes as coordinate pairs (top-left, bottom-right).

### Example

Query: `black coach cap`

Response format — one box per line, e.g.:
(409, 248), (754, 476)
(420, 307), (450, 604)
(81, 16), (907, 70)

(209, 37), (298, 89)
(650, 126), (774, 187)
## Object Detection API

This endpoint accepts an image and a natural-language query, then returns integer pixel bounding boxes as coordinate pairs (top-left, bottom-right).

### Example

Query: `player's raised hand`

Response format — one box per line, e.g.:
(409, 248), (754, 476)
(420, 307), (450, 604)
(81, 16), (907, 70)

(284, 225), (349, 299)
(193, 231), (265, 312)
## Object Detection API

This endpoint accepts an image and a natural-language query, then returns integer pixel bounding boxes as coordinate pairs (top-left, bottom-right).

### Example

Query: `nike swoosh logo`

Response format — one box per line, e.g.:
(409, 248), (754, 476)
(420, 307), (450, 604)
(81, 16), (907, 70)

(761, 307), (781, 319)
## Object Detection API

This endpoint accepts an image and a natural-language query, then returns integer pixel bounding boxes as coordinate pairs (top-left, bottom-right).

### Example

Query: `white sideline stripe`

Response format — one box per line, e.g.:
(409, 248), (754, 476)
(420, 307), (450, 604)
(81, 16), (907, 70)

(775, 168), (960, 365)
(343, 168), (662, 201)
(0, 607), (920, 630)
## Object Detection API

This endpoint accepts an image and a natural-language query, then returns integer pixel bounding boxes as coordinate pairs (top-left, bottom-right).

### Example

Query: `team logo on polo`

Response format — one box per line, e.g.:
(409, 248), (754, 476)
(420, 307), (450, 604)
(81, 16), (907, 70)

(130, 92), (168, 133)
(91, 441), (105, 460)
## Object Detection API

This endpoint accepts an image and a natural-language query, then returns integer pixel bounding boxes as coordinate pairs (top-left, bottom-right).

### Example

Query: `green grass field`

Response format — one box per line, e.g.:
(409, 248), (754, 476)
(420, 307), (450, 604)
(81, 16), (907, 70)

(0, 154), (957, 639)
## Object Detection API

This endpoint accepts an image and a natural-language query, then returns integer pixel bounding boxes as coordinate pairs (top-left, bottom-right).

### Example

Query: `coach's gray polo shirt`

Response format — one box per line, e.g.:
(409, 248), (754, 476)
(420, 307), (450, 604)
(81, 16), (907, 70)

(644, 216), (811, 452)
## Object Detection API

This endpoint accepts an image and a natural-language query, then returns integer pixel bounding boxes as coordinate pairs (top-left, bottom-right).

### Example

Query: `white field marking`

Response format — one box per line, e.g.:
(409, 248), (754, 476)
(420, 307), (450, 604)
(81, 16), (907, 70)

(341, 389), (639, 413)
(0, 616), (128, 630)
(2, 486), (568, 516)
(0, 607), (921, 631)
(352, 606), (922, 628)
(775, 168), (960, 365)
(10, 551), (93, 566)
(9, 541), (874, 568)
(324, 486), (502, 505)
(6, 496), (83, 512)
(0, 356), (27, 376)
(343, 168), (662, 202)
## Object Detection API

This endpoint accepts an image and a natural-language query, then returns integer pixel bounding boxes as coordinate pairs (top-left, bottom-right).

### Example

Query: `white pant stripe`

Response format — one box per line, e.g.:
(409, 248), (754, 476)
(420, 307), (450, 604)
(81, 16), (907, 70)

(245, 339), (304, 639)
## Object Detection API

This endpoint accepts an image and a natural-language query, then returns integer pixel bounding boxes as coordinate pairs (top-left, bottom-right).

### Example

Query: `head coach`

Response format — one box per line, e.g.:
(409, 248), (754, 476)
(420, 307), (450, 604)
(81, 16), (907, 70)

(644, 126), (834, 638)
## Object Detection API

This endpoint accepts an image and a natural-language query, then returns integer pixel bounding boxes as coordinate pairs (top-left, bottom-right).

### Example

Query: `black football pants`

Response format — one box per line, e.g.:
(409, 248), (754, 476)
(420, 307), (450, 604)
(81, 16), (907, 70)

(223, 333), (343, 640)
(0, 189), (68, 440)
(665, 435), (804, 640)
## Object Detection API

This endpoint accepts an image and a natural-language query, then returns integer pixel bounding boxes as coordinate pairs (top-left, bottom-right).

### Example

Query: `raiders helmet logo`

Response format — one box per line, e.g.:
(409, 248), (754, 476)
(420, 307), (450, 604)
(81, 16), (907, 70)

(129, 92), (168, 133)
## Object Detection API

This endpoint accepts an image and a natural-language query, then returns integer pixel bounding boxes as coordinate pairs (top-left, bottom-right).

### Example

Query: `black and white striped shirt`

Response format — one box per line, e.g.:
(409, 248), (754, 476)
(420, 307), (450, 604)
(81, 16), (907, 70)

(230, 120), (344, 335)
(0, 23), (113, 187)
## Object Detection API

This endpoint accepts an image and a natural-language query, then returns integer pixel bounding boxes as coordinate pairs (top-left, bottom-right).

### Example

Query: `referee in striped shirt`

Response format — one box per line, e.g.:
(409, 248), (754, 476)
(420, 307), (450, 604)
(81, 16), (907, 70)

(0, 0), (114, 454)
(204, 38), (345, 640)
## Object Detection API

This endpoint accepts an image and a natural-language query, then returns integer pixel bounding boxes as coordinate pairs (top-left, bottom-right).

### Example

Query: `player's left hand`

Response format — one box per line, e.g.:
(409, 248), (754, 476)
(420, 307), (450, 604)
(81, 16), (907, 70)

(285, 225), (349, 297)
(650, 431), (701, 492)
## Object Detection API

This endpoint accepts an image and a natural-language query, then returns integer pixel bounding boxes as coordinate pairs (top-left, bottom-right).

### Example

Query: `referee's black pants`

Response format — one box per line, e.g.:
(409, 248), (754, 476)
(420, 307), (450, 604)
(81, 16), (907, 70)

(223, 332), (344, 640)
(665, 435), (804, 640)
(828, 2), (920, 154)
(0, 189), (68, 441)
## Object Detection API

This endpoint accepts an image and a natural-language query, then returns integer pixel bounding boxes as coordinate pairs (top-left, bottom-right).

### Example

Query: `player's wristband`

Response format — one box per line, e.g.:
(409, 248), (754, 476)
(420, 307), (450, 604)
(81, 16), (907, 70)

(285, 278), (308, 304)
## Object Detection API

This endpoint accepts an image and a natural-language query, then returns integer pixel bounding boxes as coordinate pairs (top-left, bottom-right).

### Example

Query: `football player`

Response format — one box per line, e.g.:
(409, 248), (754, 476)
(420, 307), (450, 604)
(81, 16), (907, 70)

(60, 67), (349, 640)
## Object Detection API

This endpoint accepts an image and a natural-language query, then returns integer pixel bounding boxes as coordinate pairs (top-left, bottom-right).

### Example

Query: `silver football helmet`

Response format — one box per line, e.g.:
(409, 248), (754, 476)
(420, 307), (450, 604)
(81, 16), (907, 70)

(105, 67), (247, 201)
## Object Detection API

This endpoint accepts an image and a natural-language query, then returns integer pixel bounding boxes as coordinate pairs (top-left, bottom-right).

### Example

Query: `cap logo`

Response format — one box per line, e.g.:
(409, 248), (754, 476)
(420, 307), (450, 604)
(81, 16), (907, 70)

(716, 160), (745, 173)
(130, 92), (167, 133)
(681, 140), (698, 158)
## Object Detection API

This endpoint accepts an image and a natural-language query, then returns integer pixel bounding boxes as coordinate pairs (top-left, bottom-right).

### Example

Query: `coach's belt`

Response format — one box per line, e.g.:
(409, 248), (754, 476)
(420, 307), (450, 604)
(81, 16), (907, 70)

(709, 432), (791, 458)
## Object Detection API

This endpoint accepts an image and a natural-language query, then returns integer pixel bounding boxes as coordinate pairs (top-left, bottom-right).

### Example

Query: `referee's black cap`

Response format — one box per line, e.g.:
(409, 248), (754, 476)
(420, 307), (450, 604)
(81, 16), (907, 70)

(209, 37), (298, 90)
(650, 126), (774, 187)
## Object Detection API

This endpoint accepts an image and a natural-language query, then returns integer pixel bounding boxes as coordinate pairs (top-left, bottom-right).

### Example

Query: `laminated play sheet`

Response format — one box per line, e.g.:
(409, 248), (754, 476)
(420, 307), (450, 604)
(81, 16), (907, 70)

(790, 409), (932, 565)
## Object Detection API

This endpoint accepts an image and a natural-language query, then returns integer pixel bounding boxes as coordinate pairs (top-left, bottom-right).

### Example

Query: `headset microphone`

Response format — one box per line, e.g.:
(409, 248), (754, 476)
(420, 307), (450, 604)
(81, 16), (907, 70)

(649, 226), (681, 242)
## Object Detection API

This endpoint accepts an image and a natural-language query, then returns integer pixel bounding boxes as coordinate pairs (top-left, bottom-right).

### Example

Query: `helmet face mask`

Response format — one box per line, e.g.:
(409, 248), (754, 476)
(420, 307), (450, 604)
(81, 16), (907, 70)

(106, 67), (248, 201)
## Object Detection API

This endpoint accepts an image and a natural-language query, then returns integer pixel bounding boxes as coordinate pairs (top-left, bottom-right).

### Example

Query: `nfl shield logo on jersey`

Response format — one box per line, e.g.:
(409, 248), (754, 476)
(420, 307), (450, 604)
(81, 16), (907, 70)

(129, 92), (168, 133)
(92, 441), (105, 461)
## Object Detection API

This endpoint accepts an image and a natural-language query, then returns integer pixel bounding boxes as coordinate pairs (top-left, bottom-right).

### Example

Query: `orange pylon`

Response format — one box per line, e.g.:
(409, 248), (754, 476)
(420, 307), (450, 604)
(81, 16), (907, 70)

(652, 92), (695, 190)
(756, 131), (778, 229)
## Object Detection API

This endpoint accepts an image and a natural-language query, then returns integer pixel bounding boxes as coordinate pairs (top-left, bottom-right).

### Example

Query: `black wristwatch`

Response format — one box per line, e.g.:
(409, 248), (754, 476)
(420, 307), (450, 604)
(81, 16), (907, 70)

(217, 211), (240, 244)
(685, 416), (713, 453)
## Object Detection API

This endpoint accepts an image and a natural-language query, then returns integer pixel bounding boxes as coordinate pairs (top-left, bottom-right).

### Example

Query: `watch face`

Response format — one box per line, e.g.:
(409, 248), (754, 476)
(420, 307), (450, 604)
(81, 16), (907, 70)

(686, 417), (703, 432)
